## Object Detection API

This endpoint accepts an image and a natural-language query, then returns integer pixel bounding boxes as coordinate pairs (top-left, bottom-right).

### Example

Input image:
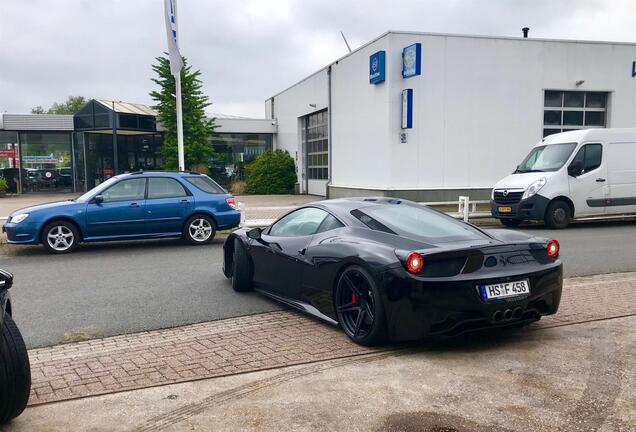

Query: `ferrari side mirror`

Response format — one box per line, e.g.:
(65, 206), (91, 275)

(247, 227), (262, 240)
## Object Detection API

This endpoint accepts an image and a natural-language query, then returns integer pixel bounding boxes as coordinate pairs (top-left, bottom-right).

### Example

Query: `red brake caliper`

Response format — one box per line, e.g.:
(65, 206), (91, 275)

(351, 293), (358, 304)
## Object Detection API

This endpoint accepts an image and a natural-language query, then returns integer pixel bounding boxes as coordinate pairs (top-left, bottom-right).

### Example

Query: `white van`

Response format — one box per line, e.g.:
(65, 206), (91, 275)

(491, 128), (636, 229)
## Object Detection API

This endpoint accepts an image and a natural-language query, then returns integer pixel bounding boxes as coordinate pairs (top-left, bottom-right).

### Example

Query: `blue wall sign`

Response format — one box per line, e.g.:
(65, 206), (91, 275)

(369, 51), (386, 84)
(632, 61), (636, 77)
(402, 43), (422, 78)
(401, 89), (413, 129)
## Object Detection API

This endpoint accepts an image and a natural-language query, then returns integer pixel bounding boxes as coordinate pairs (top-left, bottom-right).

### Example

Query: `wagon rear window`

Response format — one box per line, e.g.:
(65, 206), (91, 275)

(352, 204), (486, 243)
(184, 176), (226, 194)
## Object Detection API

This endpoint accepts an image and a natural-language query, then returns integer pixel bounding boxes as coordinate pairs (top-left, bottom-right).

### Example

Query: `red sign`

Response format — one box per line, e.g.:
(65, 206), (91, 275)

(0, 149), (16, 158)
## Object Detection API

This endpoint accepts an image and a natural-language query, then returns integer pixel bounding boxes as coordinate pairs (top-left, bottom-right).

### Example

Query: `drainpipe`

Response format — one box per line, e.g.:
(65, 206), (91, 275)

(327, 65), (332, 198)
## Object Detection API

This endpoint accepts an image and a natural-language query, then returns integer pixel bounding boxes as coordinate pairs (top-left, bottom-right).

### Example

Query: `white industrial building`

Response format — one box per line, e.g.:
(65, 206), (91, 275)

(266, 31), (636, 199)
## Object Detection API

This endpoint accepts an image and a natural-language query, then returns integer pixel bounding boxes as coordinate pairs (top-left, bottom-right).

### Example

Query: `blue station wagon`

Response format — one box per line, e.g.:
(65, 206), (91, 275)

(2, 171), (240, 253)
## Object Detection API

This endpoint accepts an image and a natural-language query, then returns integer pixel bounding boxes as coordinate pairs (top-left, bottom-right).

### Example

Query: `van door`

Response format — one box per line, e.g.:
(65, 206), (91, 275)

(567, 143), (608, 217)
(606, 141), (636, 215)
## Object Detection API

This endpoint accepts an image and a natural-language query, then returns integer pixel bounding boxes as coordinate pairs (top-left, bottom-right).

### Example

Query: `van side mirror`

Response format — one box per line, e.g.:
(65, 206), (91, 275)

(247, 227), (262, 240)
(568, 161), (583, 177)
(93, 194), (104, 204)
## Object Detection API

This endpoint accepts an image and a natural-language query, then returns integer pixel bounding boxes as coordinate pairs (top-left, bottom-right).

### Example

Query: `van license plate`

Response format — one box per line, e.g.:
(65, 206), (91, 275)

(480, 280), (530, 300)
(498, 206), (512, 213)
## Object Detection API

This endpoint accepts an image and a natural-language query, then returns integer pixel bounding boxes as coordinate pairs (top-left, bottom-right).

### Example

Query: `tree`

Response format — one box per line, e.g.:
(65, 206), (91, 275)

(150, 55), (216, 170)
(31, 96), (88, 115)
(245, 150), (297, 194)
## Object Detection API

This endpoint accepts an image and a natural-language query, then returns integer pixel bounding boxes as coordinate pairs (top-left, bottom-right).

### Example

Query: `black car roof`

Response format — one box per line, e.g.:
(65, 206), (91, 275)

(309, 197), (416, 223)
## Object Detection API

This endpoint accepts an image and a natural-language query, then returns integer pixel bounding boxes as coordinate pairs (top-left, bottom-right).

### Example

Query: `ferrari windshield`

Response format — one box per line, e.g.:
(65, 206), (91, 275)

(515, 143), (577, 173)
(353, 204), (486, 243)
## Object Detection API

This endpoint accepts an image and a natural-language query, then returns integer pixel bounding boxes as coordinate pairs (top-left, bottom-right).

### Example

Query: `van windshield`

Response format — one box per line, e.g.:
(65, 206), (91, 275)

(515, 143), (577, 173)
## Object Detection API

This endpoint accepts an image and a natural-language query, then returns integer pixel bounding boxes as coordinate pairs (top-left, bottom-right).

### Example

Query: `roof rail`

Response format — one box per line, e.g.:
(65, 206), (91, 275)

(125, 170), (202, 175)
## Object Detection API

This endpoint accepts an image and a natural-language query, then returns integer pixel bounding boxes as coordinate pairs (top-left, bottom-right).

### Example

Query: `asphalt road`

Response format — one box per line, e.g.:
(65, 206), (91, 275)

(0, 236), (283, 349)
(2, 219), (635, 349)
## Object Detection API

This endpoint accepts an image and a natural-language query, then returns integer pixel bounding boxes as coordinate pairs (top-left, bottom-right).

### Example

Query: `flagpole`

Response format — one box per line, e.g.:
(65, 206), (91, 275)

(175, 69), (185, 171)
(174, 0), (185, 172)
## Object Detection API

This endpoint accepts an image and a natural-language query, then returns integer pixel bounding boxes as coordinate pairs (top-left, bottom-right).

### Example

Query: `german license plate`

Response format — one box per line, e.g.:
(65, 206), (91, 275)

(480, 280), (530, 300)
(498, 206), (512, 213)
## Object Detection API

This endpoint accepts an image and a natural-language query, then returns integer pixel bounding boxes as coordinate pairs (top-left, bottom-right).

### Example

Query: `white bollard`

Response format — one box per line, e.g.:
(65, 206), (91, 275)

(458, 196), (470, 222)
(238, 202), (246, 228)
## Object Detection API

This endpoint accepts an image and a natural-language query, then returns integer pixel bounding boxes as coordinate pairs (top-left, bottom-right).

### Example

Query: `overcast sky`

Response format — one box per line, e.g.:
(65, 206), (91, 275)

(1, 0), (636, 118)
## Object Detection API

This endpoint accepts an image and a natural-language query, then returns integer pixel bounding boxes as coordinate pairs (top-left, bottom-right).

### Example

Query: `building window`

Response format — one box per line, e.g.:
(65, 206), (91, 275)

(207, 133), (273, 186)
(543, 91), (607, 137)
(19, 132), (73, 193)
(302, 110), (328, 180)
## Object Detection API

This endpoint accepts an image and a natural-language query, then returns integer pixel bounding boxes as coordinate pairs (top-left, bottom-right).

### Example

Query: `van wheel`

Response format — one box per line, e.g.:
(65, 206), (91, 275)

(500, 218), (523, 228)
(545, 201), (571, 229)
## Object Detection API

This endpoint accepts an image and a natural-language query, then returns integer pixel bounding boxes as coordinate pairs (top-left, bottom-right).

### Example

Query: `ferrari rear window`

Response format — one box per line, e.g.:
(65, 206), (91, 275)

(352, 204), (485, 242)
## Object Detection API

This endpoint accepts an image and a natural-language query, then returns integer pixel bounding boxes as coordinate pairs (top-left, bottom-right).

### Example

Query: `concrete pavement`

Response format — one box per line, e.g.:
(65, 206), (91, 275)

(5, 283), (635, 431)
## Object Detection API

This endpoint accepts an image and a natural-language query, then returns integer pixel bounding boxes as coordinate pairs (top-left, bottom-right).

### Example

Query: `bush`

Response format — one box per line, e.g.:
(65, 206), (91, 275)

(229, 180), (246, 195)
(0, 177), (7, 195)
(245, 150), (297, 194)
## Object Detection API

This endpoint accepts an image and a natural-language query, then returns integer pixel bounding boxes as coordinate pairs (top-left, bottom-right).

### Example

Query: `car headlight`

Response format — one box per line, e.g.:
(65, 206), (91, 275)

(521, 177), (547, 200)
(10, 213), (29, 224)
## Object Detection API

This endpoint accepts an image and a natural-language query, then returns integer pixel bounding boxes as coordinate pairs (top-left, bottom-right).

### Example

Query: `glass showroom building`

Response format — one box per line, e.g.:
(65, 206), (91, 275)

(0, 100), (275, 194)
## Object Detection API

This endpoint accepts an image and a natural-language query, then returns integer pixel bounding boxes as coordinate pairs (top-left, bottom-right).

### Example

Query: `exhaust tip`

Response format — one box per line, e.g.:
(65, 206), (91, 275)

(513, 307), (523, 319)
(492, 310), (504, 323)
(503, 309), (513, 321)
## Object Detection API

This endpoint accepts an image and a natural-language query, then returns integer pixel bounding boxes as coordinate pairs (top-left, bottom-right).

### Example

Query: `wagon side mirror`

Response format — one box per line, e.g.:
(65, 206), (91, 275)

(93, 194), (104, 204)
(247, 227), (262, 240)
(568, 160), (583, 177)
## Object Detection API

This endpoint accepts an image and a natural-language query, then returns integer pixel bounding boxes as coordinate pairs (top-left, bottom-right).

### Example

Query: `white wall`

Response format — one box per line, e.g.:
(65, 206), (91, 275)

(269, 32), (636, 196)
(381, 33), (636, 191)
(215, 117), (277, 134)
(267, 71), (329, 194)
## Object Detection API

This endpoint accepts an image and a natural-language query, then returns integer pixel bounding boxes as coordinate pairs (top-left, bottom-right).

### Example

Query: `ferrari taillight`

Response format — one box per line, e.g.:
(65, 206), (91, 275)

(406, 252), (424, 274)
(546, 239), (559, 258)
(226, 197), (237, 210)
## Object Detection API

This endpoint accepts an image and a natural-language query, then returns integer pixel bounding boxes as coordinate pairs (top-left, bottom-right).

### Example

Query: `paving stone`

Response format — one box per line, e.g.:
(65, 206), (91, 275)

(26, 272), (636, 406)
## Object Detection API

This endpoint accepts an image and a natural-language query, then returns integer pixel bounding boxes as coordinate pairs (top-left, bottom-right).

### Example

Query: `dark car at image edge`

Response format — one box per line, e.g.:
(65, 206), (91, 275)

(223, 197), (562, 346)
(0, 269), (31, 424)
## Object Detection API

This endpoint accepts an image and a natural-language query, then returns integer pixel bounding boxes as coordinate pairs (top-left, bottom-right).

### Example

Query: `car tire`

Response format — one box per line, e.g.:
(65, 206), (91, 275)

(334, 265), (387, 346)
(183, 215), (216, 245)
(0, 315), (31, 424)
(231, 239), (252, 292)
(545, 201), (571, 229)
(41, 220), (80, 254)
(500, 218), (523, 228)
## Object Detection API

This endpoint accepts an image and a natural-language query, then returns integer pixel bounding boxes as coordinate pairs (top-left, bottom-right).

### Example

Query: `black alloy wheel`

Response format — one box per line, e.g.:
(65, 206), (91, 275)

(0, 315), (31, 424)
(335, 266), (386, 346)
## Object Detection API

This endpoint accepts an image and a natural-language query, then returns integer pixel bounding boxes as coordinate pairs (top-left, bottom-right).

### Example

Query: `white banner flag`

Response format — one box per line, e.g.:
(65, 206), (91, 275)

(164, 0), (183, 76)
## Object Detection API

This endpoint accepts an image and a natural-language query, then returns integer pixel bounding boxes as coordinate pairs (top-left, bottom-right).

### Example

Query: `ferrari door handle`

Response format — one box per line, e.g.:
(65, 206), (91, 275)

(596, 178), (606, 182)
(130, 202), (140, 208)
(180, 199), (189, 203)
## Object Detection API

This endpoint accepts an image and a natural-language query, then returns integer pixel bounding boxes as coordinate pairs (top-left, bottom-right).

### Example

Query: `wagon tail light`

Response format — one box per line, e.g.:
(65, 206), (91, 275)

(546, 239), (560, 258)
(226, 197), (237, 210)
(405, 252), (424, 274)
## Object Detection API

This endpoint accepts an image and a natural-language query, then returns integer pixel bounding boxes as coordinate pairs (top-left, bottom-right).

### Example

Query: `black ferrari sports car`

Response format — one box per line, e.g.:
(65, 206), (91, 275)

(223, 198), (562, 346)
